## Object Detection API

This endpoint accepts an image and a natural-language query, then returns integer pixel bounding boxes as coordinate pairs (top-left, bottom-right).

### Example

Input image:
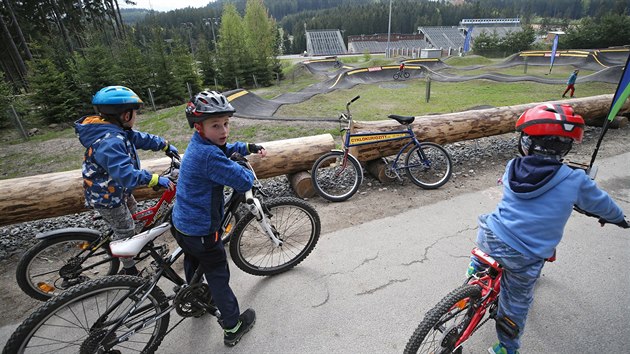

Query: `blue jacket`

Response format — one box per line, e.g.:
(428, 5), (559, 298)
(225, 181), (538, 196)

(172, 132), (254, 236)
(567, 72), (578, 85)
(486, 155), (624, 259)
(75, 115), (167, 208)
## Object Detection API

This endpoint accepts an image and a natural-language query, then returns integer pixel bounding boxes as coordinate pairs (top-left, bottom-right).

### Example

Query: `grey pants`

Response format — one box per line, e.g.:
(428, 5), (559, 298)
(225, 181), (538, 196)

(97, 195), (138, 269)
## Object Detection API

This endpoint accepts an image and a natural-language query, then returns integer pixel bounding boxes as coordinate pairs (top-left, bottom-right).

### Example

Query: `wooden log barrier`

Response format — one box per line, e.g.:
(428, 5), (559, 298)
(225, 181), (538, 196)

(0, 134), (335, 227)
(287, 171), (316, 198)
(350, 94), (629, 161)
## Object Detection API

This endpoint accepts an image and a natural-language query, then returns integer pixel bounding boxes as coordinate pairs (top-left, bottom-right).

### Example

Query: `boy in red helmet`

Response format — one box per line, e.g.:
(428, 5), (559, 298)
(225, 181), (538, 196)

(467, 104), (628, 354)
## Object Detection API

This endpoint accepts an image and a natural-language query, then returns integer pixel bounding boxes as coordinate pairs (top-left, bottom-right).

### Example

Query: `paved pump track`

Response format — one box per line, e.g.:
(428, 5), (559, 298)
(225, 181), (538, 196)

(225, 48), (630, 119)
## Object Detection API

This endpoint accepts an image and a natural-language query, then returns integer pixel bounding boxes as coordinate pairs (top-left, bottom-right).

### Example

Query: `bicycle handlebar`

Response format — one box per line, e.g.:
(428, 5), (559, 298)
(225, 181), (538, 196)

(573, 205), (630, 228)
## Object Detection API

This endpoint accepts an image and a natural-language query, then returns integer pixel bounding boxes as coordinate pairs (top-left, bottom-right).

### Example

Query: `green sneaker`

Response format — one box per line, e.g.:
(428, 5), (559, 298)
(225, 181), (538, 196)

(224, 308), (256, 346)
(487, 341), (519, 354)
(466, 263), (476, 277)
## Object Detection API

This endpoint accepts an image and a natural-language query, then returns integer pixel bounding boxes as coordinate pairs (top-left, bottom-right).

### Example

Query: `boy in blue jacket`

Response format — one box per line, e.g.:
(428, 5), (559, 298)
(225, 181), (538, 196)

(171, 90), (266, 347)
(75, 86), (178, 275)
(468, 103), (628, 354)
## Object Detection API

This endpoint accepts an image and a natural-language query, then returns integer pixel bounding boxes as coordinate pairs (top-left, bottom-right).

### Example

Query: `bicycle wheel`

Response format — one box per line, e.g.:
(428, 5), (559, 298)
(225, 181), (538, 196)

(393, 73), (401, 80)
(404, 284), (481, 354)
(3, 276), (169, 354)
(229, 197), (321, 276)
(15, 233), (119, 301)
(403, 71), (410, 79)
(311, 151), (363, 202)
(405, 142), (452, 189)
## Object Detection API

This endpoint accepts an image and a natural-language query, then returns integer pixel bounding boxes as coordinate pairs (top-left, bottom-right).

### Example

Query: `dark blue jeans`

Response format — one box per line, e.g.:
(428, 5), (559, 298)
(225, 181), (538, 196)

(171, 226), (240, 328)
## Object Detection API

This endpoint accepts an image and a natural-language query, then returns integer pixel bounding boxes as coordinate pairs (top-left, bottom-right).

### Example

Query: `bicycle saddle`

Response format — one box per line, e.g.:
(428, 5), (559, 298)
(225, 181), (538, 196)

(110, 222), (171, 257)
(388, 114), (415, 125)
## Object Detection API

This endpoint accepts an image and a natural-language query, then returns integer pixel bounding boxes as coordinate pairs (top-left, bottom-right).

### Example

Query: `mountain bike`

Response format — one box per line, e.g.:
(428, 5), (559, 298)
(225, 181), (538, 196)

(14, 151), (183, 301)
(3, 155), (321, 353)
(403, 212), (628, 354)
(393, 70), (410, 80)
(311, 96), (452, 202)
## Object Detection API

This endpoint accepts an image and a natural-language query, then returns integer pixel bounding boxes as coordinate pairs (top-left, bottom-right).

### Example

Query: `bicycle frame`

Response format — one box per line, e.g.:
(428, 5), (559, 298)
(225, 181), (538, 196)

(454, 247), (503, 348)
(338, 98), (427, 177)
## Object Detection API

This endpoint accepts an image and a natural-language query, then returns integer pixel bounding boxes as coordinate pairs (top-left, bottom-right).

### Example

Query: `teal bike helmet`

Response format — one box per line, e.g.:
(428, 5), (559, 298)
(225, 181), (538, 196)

(92, 86), (143, 116)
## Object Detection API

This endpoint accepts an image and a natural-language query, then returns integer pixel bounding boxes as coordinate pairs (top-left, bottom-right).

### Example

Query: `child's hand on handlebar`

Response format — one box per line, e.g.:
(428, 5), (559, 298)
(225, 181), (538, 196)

(248, 144), (267, 158)
(158, 176), (175, 191)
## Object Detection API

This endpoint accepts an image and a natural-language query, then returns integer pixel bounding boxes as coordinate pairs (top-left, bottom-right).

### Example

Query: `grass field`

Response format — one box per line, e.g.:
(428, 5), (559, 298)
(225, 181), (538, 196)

(0, 54), (620, 180)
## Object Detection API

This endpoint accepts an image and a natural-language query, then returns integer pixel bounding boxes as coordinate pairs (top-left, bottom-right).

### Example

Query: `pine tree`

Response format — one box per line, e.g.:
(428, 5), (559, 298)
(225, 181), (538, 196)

(172, 41), (203, 98)
(196, 37), (219, 90)
(28, 58), (80, 124)
(148, 29), (186, 106)
(243, 0), (276, 87)
(216, 3), (249, 89)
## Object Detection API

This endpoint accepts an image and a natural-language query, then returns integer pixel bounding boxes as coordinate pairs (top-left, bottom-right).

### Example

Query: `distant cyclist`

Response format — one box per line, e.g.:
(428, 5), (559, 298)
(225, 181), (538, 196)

(399, 62), (406, 74)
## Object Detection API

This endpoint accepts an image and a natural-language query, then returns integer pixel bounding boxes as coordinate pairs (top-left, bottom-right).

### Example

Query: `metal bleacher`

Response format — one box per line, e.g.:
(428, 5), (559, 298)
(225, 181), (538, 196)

(306, 30), (347, 56)
(348, 40), (427, 54)
(418, 26), (465, 50)
(459, 18), (522, 41)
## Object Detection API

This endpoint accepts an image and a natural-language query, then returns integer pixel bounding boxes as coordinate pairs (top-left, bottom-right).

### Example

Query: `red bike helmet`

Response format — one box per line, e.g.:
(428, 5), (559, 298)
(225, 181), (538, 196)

(515, 104), (585, 157)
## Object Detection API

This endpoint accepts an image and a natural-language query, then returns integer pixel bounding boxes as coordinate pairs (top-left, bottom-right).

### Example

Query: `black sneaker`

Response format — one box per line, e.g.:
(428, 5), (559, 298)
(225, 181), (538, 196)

(223, 308), (256, 347)
(118, 266), (139, 276)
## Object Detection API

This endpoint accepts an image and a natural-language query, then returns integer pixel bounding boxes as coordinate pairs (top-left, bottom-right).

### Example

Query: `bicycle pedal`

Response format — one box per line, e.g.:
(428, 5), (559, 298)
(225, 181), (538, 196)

(496, 316), (519, 339)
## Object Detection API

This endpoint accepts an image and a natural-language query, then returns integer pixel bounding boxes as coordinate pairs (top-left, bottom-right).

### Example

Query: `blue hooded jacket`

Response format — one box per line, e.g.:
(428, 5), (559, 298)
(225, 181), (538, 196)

(172, 132), (254, 237)
(486, 155), (624, 259)
(75, 115), (167, 208)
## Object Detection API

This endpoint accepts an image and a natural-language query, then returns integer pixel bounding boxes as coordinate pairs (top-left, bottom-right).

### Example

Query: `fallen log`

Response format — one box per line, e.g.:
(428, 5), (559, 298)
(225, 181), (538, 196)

(0, 134), (334, 227)
(350, 94), (629, 161)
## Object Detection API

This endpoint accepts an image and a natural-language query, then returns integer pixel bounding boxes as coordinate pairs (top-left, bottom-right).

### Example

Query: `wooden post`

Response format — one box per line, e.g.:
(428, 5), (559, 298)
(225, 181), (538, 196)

(287, 171), (315, 198)
(425, 75), (431, 103)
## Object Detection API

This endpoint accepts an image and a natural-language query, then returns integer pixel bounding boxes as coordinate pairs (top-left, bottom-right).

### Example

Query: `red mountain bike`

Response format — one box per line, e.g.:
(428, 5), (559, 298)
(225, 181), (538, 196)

(15, 151), (186, 300)
(403, 210), (627, 354)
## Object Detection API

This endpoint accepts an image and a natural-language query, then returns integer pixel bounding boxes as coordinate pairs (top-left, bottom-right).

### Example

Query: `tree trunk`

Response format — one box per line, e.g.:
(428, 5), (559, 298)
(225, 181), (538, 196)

(0, 12), (28, 78)
(3, 0), (32, 60)
(350, 94), (629, 161)
(0, 134), (335, 226)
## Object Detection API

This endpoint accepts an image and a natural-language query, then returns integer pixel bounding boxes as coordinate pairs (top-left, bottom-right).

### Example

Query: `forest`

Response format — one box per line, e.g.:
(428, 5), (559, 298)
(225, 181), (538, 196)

(1, 0), (629, 126)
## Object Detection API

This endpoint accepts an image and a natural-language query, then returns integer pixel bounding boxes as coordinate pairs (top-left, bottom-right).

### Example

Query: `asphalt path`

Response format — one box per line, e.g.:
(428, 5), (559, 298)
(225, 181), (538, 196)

(1, 151), (628, 353)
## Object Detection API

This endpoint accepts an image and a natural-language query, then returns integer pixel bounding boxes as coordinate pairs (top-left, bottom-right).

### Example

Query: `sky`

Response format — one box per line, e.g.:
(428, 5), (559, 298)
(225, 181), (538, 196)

(120, 0), (213, 12)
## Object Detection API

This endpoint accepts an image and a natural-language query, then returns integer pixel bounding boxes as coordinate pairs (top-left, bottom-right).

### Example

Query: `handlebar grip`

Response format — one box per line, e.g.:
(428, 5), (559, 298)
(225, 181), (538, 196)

(350, 95), (360, 102)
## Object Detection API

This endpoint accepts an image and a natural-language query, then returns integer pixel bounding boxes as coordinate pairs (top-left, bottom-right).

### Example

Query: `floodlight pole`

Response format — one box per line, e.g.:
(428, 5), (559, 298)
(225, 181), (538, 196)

(386, 0), (392, 58)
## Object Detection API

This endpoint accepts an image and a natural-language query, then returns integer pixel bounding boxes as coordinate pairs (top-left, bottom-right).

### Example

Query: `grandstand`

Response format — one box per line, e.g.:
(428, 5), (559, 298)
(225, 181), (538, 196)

(347, 33), (427, 54)
(459, 18), (522, 41)
(305, 30), (347, 56)
(417, 26), (465, 52)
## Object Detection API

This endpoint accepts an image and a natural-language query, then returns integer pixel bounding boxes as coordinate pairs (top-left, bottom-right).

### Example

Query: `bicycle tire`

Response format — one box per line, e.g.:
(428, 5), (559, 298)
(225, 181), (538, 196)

(393, 73), (401, 80)
(403, 71), (410, 79)
(311, 151), (363, 202)
(15, 233), (119, 301)
(229, 197), (321, 276)
(404, 284), (481, 354)
(405, 142), (453, 189)
(3, 275), (169, 354)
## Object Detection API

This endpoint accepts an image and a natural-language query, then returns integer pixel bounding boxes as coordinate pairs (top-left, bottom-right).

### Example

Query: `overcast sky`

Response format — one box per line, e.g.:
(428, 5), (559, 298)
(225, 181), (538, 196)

(120, 0), (212, 12)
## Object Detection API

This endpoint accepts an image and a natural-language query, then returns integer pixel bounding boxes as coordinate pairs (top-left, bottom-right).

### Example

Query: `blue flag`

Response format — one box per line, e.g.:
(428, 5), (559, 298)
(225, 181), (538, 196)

(548, 34), (559, 74)
(606, 53), (630, 121)
(463, 26), (473, 53)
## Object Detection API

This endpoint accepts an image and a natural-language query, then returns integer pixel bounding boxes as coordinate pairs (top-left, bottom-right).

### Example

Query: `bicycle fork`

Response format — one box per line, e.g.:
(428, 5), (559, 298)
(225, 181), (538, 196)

(245, 191), (283, 247)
